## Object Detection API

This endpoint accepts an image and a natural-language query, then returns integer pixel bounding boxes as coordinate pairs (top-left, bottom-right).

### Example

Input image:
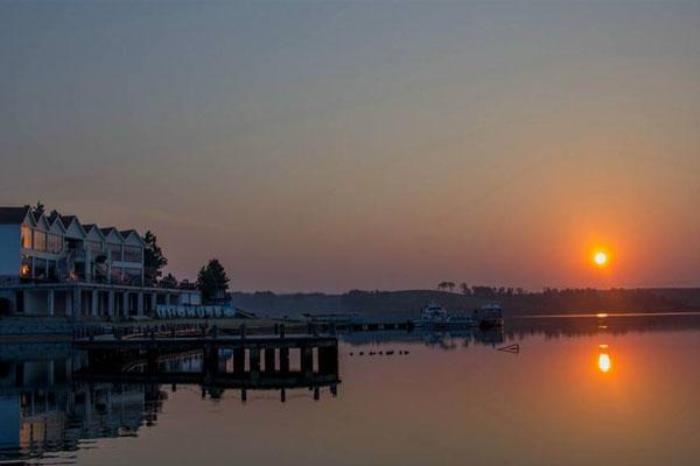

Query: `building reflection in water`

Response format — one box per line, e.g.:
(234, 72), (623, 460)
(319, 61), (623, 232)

(0, 342), (341, 464)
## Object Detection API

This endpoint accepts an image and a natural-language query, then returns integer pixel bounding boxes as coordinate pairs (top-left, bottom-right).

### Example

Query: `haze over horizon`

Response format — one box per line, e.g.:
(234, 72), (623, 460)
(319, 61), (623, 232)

(2, 1), (699, 293)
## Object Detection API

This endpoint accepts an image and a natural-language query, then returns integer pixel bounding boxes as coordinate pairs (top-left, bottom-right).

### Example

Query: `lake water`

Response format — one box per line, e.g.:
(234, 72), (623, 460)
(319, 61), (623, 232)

(1, 313), (699, 465)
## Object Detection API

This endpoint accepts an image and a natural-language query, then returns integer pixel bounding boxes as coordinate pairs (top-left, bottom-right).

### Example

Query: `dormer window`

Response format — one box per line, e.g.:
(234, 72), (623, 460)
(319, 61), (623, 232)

(123, 246), (143, 263)
(47, 232), (63, 253)
(21, 225), (32, 249)
(108, 243), (122, 262)
(32, 229), (47, 252)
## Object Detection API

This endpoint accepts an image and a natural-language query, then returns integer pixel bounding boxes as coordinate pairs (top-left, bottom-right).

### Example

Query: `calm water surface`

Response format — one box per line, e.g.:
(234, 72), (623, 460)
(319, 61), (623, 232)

(2, 313), (699, 466)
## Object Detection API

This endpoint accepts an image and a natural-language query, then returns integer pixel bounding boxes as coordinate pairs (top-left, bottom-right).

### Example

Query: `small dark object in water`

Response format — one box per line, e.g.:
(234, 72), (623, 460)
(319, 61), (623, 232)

(386, 350), (394, 355)
(350, 352), (354, 356)
(498, 343), (520, 354)
(369, 351), (375, 356)
(359, 352), (364, 356)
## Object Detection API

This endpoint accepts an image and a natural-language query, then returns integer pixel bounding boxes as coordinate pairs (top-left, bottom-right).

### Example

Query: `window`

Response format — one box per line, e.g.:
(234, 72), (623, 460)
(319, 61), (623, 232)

(108, 243), (122, 262)
(21, 226), (32, 249)
(110, 266), (123, 284)
(32, 230), (46, 252)
(47, 233), (63, 254)
(86, 240), (103, 254)
(123, 268), (142, 286)
(123, 246), (143, 263)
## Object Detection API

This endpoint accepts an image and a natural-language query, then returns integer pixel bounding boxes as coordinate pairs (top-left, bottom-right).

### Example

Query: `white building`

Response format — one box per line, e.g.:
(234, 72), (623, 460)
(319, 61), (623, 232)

(0, 205), (197, 321)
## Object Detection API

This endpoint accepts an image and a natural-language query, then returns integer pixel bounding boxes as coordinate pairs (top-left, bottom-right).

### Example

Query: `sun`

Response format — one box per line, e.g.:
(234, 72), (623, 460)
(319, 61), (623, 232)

(593, 251), (608, 267)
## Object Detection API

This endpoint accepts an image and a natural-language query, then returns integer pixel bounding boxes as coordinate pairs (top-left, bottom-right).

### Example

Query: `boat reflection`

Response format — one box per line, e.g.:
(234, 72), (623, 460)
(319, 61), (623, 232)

(341, 327), (505, 349)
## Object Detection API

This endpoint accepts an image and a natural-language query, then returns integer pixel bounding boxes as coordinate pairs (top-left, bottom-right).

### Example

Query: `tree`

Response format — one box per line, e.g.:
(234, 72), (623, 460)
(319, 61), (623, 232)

(160, 273), (178, 289)
(33, 201), (45, 217)
(437, 281), (454, 291)
(446, 281), (456, 293)
(460, 282), (470, 296)
(144, 231), (168, 286)
(197, 258), (230, 303)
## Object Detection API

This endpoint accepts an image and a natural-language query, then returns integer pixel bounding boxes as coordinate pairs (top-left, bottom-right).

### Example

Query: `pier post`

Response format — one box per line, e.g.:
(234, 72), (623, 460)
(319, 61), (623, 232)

(301, 346), (313, 376)
(204, 344), (219, 377)
(233, 348), (245, 374)
(280, 388), (286, 403)
(264, 348), (275, 373)
(249, 348), (261, 377)
(146, 349), (158, 374)
(319, 344), (339, 374)
(279, 348), (290, 374)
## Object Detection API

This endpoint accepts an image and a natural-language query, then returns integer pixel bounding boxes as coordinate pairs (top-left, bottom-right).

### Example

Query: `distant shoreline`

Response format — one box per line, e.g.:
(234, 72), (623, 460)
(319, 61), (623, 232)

(232, 288), (700, 319)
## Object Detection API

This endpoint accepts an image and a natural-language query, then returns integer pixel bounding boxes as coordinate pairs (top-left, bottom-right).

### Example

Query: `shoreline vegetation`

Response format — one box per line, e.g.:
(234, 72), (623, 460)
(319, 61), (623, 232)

(232, 287), (700, 319)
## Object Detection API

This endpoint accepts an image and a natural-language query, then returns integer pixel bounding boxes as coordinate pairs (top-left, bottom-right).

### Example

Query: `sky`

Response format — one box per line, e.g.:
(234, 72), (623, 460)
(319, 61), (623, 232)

(1, 1), (699, 292)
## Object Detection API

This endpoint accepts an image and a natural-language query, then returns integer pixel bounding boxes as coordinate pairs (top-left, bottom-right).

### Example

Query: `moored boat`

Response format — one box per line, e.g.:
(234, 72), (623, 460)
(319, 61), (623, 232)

(473, 303), (504, 330)
(414, 303), (476, 329)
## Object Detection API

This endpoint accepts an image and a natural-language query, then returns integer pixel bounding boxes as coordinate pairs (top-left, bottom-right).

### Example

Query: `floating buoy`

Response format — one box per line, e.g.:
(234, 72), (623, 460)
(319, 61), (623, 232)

(498, 343), (520, 354)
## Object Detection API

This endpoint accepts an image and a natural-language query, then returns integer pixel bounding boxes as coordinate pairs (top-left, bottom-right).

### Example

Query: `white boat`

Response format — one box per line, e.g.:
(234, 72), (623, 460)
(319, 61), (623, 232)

(414, 303), (476, 328)
(473, 303), (504, 329)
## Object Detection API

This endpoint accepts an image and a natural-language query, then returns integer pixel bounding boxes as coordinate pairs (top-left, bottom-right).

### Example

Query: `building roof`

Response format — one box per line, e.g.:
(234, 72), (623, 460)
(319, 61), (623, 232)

(3, 205), (142, 242)
(120, 229), (145, 246)
(47, 211), (65, 228)
(59, 215), (79, 225)
(120, 229), (140, 237)
(100, 227), (125, 243)
(0, 206), (31, 224)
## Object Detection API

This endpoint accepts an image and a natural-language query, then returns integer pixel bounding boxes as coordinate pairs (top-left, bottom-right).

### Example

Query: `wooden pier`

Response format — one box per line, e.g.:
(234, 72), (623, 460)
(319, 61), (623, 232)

(74, 333), (340, 401)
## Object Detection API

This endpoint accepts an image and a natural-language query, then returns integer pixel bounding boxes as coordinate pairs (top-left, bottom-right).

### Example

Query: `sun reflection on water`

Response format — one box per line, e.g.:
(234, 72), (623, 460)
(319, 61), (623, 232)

(598, 344), (612, 373)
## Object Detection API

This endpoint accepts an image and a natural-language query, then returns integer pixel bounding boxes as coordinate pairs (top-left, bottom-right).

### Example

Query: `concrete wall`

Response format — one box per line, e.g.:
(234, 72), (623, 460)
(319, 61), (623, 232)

(0, 224), (20, 278)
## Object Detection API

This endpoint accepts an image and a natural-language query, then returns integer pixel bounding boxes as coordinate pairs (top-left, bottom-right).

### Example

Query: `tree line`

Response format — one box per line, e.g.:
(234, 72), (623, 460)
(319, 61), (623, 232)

(144, 231), (230, 304)
(437, 282), (526, 297)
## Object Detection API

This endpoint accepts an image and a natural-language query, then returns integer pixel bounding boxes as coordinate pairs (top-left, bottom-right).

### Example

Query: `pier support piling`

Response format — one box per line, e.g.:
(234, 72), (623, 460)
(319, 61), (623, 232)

(264, 348), (275, 373)
(279, 348), (290, 374)
(301, 346), (314, 376)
